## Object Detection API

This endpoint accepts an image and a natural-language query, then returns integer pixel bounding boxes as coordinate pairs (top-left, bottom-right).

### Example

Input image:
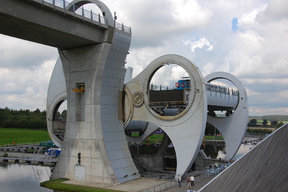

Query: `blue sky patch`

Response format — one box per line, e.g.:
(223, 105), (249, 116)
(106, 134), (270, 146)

(232, 18), (239, 32)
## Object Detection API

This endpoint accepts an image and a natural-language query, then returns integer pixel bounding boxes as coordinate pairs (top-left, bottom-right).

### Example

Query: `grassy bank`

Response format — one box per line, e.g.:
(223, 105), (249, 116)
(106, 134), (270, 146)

(40, 179), (123, 192)
(0, 128), (50, 146)
(204, 135), (224, 140)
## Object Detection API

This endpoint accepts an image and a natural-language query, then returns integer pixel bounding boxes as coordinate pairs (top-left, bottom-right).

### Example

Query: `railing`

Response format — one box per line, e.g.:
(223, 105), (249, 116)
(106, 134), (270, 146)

(206, 83), (239, 96)
(115, 22), (132, 34)
(138, 180), (177, 192)
(31, 0), (131, 34)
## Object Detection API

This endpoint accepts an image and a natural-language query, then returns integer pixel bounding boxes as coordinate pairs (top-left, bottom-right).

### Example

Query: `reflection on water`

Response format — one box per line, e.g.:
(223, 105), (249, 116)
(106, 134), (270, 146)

(202, 145), (225, 159)
(233, 142), (255, 160)
(0, 163), (53, 192)
(203, 137), (258, 160)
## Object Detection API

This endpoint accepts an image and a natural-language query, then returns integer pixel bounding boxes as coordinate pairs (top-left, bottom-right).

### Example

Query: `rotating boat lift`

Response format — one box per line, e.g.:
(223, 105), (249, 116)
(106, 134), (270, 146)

(46, 0), (248, 185)
(124, 71), (248, 162)
(47, 55), (248, 182)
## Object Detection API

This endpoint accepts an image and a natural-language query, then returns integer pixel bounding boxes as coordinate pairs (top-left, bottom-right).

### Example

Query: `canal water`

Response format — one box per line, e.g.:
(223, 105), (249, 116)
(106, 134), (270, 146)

(233, 141), (255, 160)
(0, 163), (53, 192)
(203, 137), (259, 160)
(0, 137), (257, 191)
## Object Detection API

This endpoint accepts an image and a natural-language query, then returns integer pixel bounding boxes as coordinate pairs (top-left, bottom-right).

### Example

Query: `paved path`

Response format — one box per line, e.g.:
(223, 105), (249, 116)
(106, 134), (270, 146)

(65, 173), (216, 192)
(164, 177), (215, 192)
(65, 177), (171, 192)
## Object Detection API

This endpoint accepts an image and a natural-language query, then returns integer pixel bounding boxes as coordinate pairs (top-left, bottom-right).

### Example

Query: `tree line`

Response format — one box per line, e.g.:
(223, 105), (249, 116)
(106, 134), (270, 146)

(248, 118), (285, 128)
(261, 115), (288, 122)
(1, 107), (286, 130)
(0, 107), (47, 129)
(249, 115), (288, 122)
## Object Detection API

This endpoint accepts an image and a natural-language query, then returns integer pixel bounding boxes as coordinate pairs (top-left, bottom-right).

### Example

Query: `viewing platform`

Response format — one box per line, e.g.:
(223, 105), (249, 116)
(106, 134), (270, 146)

(0, 145), (58, 166)
(0, 156), (57, 166)
(0, 0), (131, 49)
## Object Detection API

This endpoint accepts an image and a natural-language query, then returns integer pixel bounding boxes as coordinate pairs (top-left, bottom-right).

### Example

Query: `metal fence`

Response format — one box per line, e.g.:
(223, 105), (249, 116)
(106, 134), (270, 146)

(138, 180), (177, 192)
(31, 0), (131, 34)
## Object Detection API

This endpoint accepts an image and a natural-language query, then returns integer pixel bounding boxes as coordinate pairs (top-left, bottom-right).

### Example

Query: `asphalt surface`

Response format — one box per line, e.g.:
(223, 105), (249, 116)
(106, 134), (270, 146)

(65, 172), (216, 192)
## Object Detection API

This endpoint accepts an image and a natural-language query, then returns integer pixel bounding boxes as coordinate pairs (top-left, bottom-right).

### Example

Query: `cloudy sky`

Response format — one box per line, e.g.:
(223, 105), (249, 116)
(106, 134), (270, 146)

(0, 0), (287, 116)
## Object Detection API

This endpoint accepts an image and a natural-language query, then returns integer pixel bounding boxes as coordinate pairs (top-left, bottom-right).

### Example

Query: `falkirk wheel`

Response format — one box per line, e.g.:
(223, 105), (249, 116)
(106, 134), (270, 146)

(46, 0), (248, 185)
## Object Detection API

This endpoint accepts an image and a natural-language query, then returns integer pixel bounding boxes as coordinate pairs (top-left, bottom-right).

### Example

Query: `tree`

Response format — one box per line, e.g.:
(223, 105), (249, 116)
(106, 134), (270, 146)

(271, 121), (278, 127)
(61, 110), (67, 121)
(249, 119), (257, 127)
(18, 118), (29, 128)
(0, 107), (47, 129)
(205, 123), (215, 135)
(262, 119), (268, 126)
(277, 121), (284, 128)
(2, 118), (16, 128)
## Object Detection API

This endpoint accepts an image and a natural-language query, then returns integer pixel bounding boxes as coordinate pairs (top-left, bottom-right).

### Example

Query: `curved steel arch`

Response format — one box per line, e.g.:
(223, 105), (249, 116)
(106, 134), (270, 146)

(205, 72), (249, 161)
(46, 58), (67, 148)
(47, 55), (248, 181)
(66, 0), (114, 26)
(124, 54), (207, 177)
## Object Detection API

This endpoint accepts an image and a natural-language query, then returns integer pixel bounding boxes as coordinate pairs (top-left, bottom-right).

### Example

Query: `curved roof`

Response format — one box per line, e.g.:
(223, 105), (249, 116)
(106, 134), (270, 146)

(200, 123), (288, 192)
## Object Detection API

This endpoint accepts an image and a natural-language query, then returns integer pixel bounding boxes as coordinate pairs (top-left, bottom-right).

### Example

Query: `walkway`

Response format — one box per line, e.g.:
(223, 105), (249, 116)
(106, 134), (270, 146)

(165, 177), (215, 192)
(65, 171), (216, 192)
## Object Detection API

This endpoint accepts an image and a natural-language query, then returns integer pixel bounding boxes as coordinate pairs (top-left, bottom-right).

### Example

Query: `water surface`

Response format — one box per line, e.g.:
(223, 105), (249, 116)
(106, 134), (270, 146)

(0, 163), (53, 192)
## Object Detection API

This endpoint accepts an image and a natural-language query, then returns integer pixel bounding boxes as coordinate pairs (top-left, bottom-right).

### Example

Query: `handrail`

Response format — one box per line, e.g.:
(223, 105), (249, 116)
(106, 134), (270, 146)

(31, 0), (131, 34)
(205, 83), (239, 96)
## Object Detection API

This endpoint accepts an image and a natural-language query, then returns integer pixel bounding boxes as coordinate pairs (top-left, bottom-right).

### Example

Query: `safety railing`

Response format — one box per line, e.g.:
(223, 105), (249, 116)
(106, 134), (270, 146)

(115, 22), (132, 34)
(138, 180), (177, 192)
(206, 83), (239, 96)
(31, 0), (131, 34)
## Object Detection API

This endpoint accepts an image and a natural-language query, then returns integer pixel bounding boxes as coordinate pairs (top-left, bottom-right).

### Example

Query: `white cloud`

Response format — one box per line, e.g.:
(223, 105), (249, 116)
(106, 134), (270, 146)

(258, 0), (288, 21)
(238, 6), (266, 27)
(0, 35), (57, 68)
(150, 64), (188, 89)
(0, 60), (55, 110)
(171, 0), (212, 27)
(183, 38), (214, 53)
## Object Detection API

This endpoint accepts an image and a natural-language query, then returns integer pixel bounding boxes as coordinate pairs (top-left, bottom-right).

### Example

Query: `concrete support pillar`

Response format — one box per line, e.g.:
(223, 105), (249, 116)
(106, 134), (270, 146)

(50, 30), (139, 184)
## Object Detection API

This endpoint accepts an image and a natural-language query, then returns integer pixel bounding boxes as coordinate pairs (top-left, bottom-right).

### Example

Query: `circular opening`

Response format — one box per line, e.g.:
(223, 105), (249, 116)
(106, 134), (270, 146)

(71, 3), (107, 24)
(148, 64), (191, 116)
(150, 64), (188, 90)
(125, 121), (148, 137)
(202, 123), (225, 159)
(53, 100), (67, 121)
(207, 79), (239, 118)
(75, 3), (102, 15)
(52, 100), (67, 141)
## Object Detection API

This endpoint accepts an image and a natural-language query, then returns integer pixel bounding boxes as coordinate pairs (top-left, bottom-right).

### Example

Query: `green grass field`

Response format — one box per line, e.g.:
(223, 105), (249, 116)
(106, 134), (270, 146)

(41, 179), (123, 192)
(204, 135), (224, 140)
(0, 128), (50, 146)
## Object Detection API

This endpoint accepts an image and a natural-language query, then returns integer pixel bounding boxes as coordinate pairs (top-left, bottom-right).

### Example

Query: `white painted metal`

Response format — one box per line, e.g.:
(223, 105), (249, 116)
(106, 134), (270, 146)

(124, 54), (207, 177)
(205, 72), (249, 161)
(46, 1), (248, 183)
(47, 54), (248, 181)
(66, 0), (114, 27)
(46, 58), (66, 148)
(206, 84), (239, 110)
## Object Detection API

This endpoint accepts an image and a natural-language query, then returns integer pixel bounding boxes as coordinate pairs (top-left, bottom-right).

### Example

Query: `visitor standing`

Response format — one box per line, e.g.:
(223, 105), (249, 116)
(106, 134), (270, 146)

(187, 176), (191, 188)
(177, 175), (182, 187)
(190, 175), (195, 188)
